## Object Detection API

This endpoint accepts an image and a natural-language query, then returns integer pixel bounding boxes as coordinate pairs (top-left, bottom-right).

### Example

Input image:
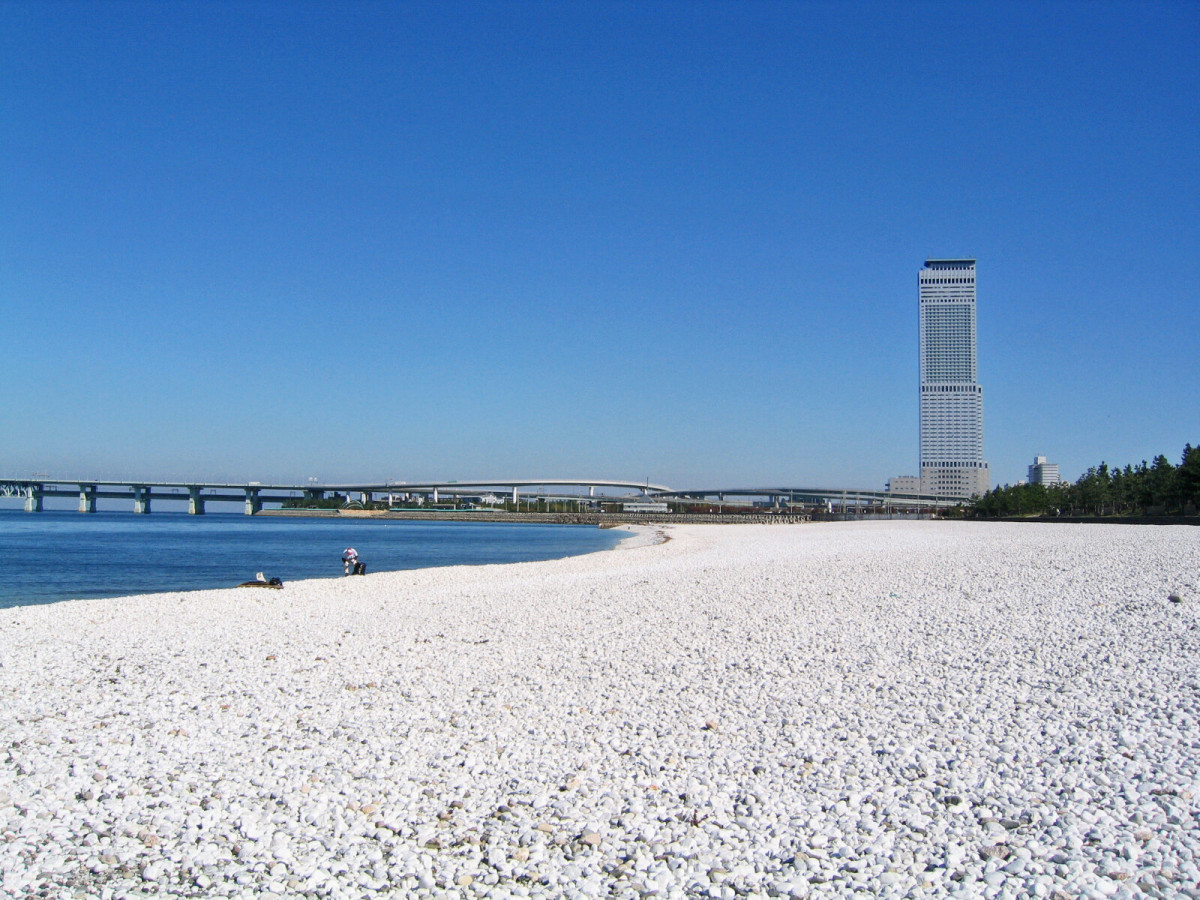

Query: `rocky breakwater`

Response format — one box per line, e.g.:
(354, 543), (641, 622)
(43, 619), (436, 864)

(1, 521), (1198, 899)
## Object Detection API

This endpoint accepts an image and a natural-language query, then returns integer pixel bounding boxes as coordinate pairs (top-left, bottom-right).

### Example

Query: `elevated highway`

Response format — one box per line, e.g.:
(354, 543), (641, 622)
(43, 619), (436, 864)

(0, 477), (670, 515)
(652, 485), (970, 509)
(1, 477), (968, 515)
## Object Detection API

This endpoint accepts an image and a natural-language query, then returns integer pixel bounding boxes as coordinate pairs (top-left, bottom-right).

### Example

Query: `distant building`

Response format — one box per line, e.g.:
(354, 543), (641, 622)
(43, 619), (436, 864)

(1027, 456), (1061, 486)
(919, 259), (989, 498)
(887, 476), (921, 494)
(623, 501), (670, 513)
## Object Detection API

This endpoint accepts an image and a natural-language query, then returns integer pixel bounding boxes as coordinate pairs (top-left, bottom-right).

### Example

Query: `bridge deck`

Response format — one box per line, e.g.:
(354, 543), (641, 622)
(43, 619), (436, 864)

(5, 476), (968, 514)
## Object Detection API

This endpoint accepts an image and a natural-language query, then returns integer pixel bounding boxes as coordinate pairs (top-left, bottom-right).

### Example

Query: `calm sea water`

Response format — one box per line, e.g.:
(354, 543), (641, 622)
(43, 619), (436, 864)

(0, 510), (625, 609)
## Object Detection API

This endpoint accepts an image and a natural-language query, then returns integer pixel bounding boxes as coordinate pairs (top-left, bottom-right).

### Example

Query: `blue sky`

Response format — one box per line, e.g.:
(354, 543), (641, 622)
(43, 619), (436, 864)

(2, 0), (1197, 492)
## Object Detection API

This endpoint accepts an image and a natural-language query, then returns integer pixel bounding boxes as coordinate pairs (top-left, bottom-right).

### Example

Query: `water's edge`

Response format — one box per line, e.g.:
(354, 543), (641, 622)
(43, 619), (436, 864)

(0, 512), (635, 609)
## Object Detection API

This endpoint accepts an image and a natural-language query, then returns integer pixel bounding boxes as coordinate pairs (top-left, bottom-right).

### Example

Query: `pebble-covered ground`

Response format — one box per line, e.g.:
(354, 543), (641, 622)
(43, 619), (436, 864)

(1, 521), (1198, 900)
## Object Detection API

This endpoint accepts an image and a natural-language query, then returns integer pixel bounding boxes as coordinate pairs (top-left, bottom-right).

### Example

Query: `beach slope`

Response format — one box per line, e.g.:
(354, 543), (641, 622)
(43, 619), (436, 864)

(1, 521), (1198, 898)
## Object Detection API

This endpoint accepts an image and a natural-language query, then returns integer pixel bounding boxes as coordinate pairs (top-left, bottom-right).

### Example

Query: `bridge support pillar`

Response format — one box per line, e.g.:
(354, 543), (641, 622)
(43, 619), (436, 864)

(78, 485), (97, 513)
(244, 489), (262, 516)
(188, 487), (205, 515)
(303, 489), (324, 505)
(25, 486), (43, 513)
(432, 488), (439, 504)
(133, 486), (151, 514)
(512, 487), (519, 505)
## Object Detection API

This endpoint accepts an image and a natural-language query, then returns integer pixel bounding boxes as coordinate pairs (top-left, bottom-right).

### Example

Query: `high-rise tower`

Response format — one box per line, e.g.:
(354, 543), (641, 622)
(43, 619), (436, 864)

(919, 258), (989, 497)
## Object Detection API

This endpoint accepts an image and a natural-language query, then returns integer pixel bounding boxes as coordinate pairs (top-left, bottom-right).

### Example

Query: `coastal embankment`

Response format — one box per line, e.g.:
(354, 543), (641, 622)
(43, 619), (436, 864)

(261, 508), (814, 525)
(1, 521), (1198, 898)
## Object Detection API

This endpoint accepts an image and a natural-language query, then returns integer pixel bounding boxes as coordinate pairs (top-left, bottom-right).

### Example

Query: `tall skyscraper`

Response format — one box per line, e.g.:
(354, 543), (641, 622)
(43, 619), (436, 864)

(919, 258), (989, 497)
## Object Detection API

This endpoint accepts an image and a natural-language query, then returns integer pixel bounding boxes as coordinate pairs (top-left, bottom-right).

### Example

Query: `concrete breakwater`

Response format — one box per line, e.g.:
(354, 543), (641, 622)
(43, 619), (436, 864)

(260, 508), (812, 525)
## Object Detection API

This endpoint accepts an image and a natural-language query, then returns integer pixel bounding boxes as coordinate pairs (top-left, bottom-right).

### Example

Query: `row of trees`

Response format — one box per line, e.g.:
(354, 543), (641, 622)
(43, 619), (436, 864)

(971, 443), (1200, 518)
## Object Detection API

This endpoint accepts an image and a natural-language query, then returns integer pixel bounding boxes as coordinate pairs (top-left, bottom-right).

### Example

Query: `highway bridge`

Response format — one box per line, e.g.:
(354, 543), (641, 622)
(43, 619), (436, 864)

(1, 476), (967, 514)
(0, 478), (672, 515)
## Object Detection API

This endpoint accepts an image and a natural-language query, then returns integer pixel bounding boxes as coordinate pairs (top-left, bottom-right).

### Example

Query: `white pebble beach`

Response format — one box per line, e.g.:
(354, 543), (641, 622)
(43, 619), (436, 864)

(2, 521), (1199, 900)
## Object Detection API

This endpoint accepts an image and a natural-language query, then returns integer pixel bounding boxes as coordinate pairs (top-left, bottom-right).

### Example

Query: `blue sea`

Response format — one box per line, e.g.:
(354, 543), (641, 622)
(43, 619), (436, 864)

(0, 510), (626, 609)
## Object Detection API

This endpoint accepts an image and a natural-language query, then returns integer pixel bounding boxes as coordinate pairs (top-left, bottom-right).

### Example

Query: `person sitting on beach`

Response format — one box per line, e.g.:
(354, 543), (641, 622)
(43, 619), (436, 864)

(341, 547), (358, 576)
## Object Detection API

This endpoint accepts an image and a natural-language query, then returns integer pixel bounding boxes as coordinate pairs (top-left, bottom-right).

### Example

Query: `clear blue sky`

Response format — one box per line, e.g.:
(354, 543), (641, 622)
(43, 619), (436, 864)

(2, 0), (1197, 491)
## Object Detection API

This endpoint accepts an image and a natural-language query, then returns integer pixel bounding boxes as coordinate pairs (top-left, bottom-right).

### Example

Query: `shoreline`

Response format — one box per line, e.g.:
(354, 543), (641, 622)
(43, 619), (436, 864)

(0, 518), (651, 613)
(261, 507), (815, 525)
(2, 521), (1198, 898)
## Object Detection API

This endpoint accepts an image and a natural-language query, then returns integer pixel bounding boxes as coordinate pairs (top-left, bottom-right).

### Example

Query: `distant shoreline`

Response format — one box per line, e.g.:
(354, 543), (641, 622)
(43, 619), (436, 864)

(259, 507), (814, 525)
(262, 507), (1200, 526)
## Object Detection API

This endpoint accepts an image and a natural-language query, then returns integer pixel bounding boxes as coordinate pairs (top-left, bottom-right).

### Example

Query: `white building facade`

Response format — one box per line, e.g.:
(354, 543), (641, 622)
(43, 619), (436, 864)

(1027, 455), (1060, 485)
(919, 259), (990, 498)
(886, 476), (921, 494)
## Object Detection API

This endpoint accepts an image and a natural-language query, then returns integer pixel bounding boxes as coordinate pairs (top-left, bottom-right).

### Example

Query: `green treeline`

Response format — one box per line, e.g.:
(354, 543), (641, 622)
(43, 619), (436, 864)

(281, 497), (346, 509)
(972, 443), (1200, 518)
